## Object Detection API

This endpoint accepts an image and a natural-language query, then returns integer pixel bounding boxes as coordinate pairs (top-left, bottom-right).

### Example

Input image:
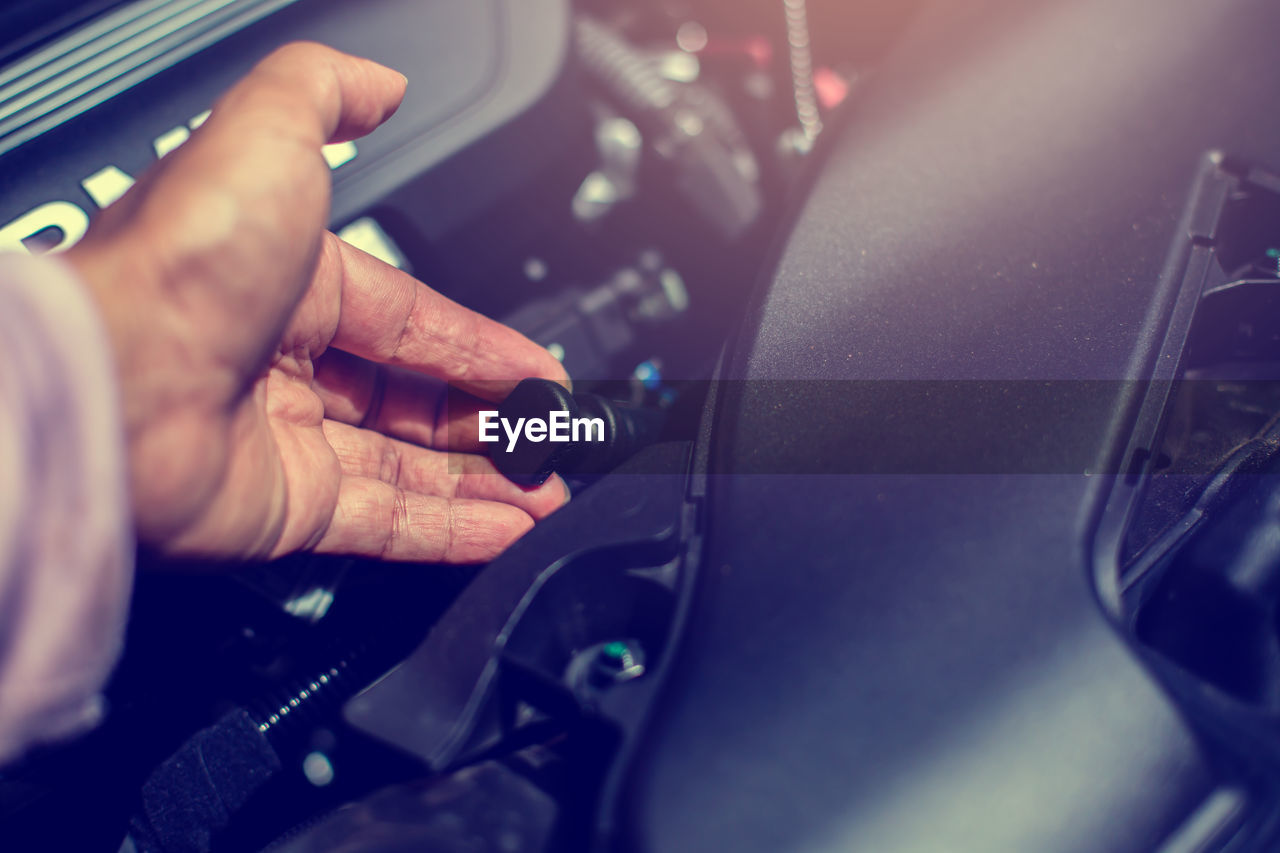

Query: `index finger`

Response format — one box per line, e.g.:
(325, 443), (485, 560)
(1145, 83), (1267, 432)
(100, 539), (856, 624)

(321, 233), (570, 401)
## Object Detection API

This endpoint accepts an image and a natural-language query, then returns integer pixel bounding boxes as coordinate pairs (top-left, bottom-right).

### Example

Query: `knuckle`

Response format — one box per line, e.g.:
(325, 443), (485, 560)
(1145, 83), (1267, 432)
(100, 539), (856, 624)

(386, 278), (421, 364)
(380, 487), (410, 559)
(441, 500), (457, 562)
(377, 436), (403, 485)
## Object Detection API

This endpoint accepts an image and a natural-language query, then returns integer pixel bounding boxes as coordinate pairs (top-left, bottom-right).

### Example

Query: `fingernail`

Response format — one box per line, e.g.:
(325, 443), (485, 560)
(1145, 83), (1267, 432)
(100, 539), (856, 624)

(561, 477), (573, 505)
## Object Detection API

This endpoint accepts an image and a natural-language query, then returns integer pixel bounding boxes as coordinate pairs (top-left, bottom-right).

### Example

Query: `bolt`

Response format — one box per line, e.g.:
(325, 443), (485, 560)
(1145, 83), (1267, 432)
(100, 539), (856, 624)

(591, 640), (646, 686)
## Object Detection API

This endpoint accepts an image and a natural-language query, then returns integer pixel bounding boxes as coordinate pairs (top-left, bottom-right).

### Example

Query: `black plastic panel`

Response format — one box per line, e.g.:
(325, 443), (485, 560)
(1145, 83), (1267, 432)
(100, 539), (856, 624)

(624, 0), (1280, 849)
(0, 0), (569, 236)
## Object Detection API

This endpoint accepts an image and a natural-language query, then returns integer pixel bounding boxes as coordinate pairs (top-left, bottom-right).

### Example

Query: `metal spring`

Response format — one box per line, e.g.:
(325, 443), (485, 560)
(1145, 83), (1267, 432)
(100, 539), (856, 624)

(252, 657), (353, 745)
(576, 16), (678, 113)
(782, 0), (823, 142)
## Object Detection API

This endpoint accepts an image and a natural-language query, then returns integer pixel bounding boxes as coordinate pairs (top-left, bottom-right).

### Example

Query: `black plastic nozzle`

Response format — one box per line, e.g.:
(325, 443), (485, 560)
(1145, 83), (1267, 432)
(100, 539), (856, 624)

(488, 378), (664, 485)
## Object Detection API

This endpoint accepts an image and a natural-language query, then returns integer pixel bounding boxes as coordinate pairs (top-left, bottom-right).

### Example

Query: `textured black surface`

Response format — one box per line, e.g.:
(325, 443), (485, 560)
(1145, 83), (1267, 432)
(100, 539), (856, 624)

(625, 0), (1280, 850)
(133, 709), (281, 853)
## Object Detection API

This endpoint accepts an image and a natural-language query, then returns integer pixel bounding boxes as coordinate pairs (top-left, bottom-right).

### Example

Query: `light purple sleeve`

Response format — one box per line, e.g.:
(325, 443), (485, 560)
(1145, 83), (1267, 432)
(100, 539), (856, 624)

(0, 252), (133, 765)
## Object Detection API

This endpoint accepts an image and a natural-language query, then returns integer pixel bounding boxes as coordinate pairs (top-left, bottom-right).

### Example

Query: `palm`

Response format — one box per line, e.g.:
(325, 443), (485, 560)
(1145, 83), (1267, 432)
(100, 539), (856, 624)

(257, 354), (343, 559)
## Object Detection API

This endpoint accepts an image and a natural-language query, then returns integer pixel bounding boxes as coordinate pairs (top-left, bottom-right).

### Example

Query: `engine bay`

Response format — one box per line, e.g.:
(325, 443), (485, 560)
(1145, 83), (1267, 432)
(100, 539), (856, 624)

(8, 1), (1280, 851)
(0, 1), (898, 849)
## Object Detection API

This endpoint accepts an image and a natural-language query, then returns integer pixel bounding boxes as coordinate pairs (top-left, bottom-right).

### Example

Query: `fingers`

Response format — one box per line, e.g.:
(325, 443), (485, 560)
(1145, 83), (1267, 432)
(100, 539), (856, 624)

(315, 416), (573, 563)
(321, 419), (569, 520)
(318, 234), (570, 401)
(312, 349), (492, 452)
(314, 478), (535, 563)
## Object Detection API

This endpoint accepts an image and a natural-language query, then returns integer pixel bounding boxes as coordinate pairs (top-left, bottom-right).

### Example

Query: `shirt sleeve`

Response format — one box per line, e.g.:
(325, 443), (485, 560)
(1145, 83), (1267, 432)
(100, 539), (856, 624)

(0, 251), (133, 765)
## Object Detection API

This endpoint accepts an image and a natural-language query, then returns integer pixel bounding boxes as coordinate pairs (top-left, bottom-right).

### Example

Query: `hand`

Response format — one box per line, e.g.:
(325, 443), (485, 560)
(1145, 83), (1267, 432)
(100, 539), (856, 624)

(66, 43), (570, 563)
